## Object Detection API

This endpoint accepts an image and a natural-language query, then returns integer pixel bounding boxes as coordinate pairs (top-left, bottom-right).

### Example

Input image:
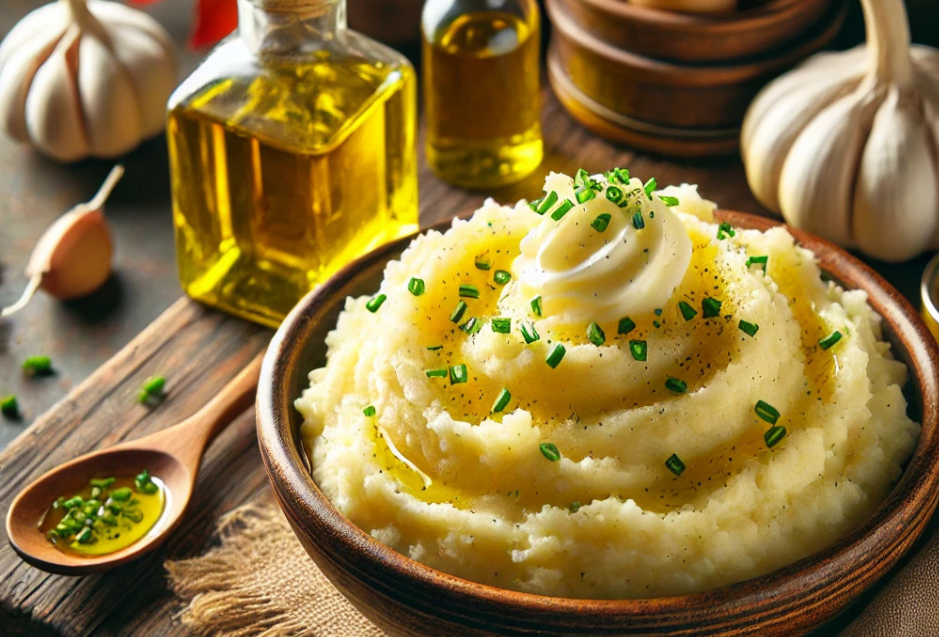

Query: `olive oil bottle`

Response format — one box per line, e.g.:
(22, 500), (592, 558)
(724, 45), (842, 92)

(422, 0), (543, 189)
(167, 0), (418, 327)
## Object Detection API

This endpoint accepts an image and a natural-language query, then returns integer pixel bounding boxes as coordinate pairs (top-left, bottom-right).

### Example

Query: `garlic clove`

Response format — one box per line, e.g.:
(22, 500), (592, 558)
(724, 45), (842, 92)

(77, 34), (142, 157)
(23, 26), (89, 162)
(30, 206), (113, 300)
(778, 86), (883, 248)
(853, 88), (939, 262)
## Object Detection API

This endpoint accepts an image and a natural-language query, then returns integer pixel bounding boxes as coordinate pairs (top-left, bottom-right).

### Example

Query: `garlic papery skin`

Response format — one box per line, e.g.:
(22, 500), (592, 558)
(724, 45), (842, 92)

(741, 0), (939, 262)
(0, 0), (178, 162)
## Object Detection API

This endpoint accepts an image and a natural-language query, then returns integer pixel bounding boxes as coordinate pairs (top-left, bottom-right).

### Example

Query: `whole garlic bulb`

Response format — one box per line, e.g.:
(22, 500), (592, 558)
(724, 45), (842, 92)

(741, 0), (939, 262)
(0, 0), (178, 162)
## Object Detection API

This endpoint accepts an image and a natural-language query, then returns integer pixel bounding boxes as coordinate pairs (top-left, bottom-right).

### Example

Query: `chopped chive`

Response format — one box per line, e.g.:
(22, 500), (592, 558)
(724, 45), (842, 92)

(764, 426), (787, 448)
(746, 255), (768, 271)
(665, 377), (688, 393)
(529, 196), (544, 213)
(546, 344), (566, 369)
(717, 222), (736, 240)
(678, 301), (697, 321)
(658, 195), (679, 206)
(607, 167), (630, 185)
(819, 331), (843, 350)
(408, 277), (425, 296)
(540, 442), (561, 462)
(653, 321), (661, 328)
(591, 213), (612, 233)
(492, 389), (512, 413)
(427, 345), (443, 351)
(587, 322), (605, 346)
(655, 308), (663, 316)
(494, 270), (512, 285)
(425, 368), (448, 378)
(575, 186), (596, 204)
(366, 294), (386, 313)
(475, 259), (492, 271)
(606, 186), (624, 204)
(449, 364), (468, 385)
(90, 477), (115, 488)
(363, 405), (376, 417)
(449, 300), (468, 323)
(569, 501), (582, 513)
(631, 211), (645, 230)
(531, 296), (543, 317)
(618, 317), (636, 335)
(551, 199), (575, 221)
(665, 453), (685, 476)
(76, 527), (96, 544)
(575, 168), (590, 187)
(520, 323), (540, 344)
(629, 340), (647, 361)
(738, 320), (759, 337)
(491, 318), (512, 334)
(22, 356), (52, 376)
(460, 317), (482, 334)
(755, 400), (780, 425)
(643, 178), (657, 199)
(535, 191), (559, 215)
(702, 297), (722, 318)
(111, 487), (132, 502)
(1, 395), (18, 418)
(139, 376), (166, 403)
(459, 284), (480, 299)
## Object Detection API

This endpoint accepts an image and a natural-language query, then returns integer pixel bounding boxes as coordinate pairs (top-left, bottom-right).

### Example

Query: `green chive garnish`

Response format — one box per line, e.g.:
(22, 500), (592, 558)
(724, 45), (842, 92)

(618, 317), (636, 335)
(606, 186), (624, 204)
(363, 405), (376, 417)
(607, 167), (630, 184)
(655, 308), (663, 316)
(535, 191), (559, 215)
(450, 300), (468, 323)
(632, 211), (645, 230)
(492, 318), (512, 334)
(138, 376), (166, 403)
(529, 196), (543, 213)
(366, 295), (386, 313)
(746, 255), (768, 271)
(702, 297), (722, 318)
(494, 270), (512, 285)
(629, 340), (647, 361)
(546, 344), (566, 368)
(1, 395), (18, 418)
(643, 178), (657, 199)
(492, 389), (512, 413)
(427, 345), (443, 351)
(819, 331), (843, 350)
(531, 296), (543, 317)
(587, 322), (605, 346)
(569, 501), (582, 512)
(460, 317), (482, 334)
(425, 368), (448, 378)
(551, 199), (575, 221)
(591, 213), (612, 233)
(408, 277), (425, 296)
(665, 377), (687, 393)
(575, 186), (596, 204)
(459, 284), (480, 299)
(449, 364), (468, 385)
(520, 323), (540, 344)
(665, 453), (685, 476)
(111, 487), (132, 502)
(738, 320), (759, 337)
(540, 442), (561, 462)
(659, 195), (679, 206)
(575, 168), (590, 187)
(475, 259), (492, 271)
(717, 223), (736, 240)
(678, 301), (697, 321)
(764, 426), (787, 448)
(755, 400), (780, 425)
(22, 356), (52, 376)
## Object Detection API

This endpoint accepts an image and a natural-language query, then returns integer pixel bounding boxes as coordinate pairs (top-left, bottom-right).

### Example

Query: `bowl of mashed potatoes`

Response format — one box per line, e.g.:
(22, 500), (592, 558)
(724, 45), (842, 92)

(257, 170), (939, 636)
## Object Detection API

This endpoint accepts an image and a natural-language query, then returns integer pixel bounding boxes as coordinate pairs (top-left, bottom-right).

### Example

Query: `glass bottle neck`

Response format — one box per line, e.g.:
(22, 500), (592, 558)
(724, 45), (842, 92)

(238, 0), (347, 55)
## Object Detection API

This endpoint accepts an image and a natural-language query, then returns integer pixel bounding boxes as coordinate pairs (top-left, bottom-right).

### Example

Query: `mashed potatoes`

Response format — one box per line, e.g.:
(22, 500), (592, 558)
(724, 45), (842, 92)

(296, 171), (918, 599)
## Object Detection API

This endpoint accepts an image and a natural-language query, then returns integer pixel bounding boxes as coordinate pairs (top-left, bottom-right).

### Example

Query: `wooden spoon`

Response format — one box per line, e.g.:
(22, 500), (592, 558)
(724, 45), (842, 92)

(5, 352), (264, 575)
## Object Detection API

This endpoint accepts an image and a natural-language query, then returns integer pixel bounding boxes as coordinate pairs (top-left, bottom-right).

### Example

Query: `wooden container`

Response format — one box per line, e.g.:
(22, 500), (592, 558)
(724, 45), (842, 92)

(558, 0), (835, 63)
(257, 212), (939, 637)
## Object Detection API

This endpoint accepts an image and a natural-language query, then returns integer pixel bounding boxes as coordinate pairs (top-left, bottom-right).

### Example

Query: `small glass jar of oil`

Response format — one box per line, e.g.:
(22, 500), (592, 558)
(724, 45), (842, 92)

(167, 0), (419, 327)
(422, 0), (543, 189)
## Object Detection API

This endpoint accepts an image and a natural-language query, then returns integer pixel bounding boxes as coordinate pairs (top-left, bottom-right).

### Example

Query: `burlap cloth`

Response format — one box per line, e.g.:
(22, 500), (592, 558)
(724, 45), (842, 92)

(166, 492), (939, 637)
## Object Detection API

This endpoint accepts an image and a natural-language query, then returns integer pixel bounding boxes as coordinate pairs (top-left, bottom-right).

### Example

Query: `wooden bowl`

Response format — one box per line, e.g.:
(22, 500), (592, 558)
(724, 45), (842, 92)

(546, 0), (847, 131)
(256, 211), (939, 637)
(556, 0), (835, 63)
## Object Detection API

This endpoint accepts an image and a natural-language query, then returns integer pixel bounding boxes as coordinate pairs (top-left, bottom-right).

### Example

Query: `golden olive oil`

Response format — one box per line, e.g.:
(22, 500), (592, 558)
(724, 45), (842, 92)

(168, 56), (418, 327)
(423, 4), (542, 188)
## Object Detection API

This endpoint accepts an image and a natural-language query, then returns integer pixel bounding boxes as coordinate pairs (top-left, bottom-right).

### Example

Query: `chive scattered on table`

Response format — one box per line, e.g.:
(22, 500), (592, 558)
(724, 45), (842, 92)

(22, 355), (53, 376)
(1, 395), (18, 419)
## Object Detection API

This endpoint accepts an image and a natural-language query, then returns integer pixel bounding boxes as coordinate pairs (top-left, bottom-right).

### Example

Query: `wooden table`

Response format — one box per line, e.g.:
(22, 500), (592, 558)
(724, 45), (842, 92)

(1, 1), (937, 635)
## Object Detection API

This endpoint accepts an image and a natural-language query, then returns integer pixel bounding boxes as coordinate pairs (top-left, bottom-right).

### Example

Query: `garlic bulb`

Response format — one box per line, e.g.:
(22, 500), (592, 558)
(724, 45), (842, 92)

(741, 0), (939, 262)
(0, 0), (178, 162)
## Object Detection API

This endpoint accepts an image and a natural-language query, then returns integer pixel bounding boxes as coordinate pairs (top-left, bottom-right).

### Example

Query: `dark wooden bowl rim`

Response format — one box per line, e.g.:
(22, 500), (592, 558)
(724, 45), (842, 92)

(257, 211), (939, 629)
(580, 0), (814, 30)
